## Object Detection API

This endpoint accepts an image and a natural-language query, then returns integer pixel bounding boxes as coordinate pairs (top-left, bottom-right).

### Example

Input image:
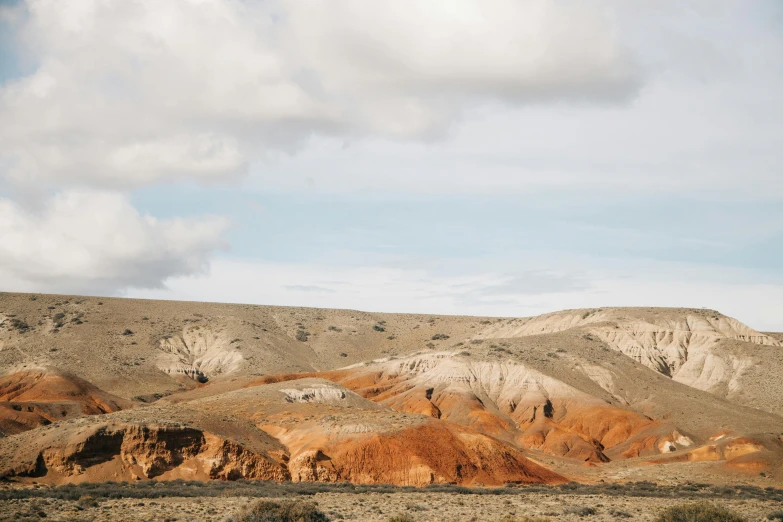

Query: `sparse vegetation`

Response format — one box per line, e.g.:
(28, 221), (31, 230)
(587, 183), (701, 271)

(9, 318), (30, 332)
(122, 328), (134, 335)
(431, 333), (450, 340)
(655, 502), (745, 522)
(0, 481), (781, 503)
(564, 506), (596, 517)
(76, 494), (99, 509)
(373, 324), (386, 332)
(227, 499), (329, 522)
(767, 512), (783, 521)
(328, 326), (342, 332)
(387, 515), (415, 522)
(296, 330), (310, 342)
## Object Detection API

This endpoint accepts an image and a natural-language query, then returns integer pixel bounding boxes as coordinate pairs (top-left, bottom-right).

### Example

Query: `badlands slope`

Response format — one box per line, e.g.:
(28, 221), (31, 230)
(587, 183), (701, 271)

(0, 292), (782, 487)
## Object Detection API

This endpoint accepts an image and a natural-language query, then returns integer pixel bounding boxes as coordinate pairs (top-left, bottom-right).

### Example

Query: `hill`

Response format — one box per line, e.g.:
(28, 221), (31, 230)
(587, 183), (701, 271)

(1, 292), (782, 486)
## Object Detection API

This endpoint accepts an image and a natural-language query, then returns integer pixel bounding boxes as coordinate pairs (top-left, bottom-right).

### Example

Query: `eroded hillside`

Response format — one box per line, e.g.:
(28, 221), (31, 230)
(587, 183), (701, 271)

(1, 293), (782, 487)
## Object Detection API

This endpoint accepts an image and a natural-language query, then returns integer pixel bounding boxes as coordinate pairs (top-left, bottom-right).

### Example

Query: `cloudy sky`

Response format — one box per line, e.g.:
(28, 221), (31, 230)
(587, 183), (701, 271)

(0, 0), (781, 330)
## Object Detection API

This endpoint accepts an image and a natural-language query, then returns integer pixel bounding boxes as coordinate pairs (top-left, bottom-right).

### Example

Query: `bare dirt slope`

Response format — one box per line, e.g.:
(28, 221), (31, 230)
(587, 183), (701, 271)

(1, 292), (782, 487)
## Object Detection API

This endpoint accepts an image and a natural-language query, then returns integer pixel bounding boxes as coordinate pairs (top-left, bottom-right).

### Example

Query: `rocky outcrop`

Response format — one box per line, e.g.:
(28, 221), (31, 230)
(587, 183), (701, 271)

(5, 423), (289, 481)
(281, 385), (347, 404)
(119, 425), (205, 478)
(200, 434), (290, 480)
(289, 450), (340, 482)
(157, 326), (244, 382)
(649, 433), (783, 474)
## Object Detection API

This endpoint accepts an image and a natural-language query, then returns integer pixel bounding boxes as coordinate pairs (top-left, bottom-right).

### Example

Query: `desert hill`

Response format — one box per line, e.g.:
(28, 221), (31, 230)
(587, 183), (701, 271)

(1, 292), (782, 486)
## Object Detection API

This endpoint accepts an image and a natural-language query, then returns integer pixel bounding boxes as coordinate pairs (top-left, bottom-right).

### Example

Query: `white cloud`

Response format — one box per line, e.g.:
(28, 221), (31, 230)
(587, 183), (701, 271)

(0, 0), (638, 188)
(0, 190), (229, 293)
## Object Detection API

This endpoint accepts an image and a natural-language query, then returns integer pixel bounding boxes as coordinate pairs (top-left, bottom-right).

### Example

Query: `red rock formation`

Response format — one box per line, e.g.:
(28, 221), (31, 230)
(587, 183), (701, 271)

(4, 423), (290, 482)
(320, 422), (566, 486)
(0, 370), (133, 434)
(247, 355), (676, 464)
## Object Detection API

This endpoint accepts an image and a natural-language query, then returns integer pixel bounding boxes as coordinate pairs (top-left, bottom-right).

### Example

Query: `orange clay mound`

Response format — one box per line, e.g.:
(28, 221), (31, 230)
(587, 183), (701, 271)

(248, 353), (683, 464)
(0, 369), (133, 435)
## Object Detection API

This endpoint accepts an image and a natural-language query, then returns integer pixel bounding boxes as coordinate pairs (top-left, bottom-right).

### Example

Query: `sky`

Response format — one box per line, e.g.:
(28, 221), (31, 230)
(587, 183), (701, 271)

(0, 0), (781, 330)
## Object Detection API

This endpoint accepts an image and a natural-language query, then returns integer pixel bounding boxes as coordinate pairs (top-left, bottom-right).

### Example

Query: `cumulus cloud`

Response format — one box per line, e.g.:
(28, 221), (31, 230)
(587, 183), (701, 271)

(0, 190), (229, 293)
(0, 0), (638, 188)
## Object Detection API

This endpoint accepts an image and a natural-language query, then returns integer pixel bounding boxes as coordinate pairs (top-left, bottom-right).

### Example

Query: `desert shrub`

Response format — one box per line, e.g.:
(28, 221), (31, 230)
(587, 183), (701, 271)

(295, 330), (310, 342)
(327, 326), (342, 332)
(564, 506), (596, 517)
(500, 516), (550, 522)
(76, 494), (99, 508)
(373, 324), (386, 332)
(0, 480), (781, 504)
(655, 502), (745, 522)
(122, 329), (134, 335)
(767, 512), (783, 521)
(431, 333), (450, 340)
(387, 516), (415, 522)
(227, 499), (329, 522)
(9, 318), (30, 331)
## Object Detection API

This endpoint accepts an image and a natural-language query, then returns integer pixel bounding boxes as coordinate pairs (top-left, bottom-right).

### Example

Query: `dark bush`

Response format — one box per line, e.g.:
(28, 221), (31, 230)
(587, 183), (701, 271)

(431, 333), (450, 340)
(295, 330), (310, 342)
(228, 499), (329, 522)
(9, 318), (30, 331)
(373, 324), (386, 332)
(768, 511), (783, 521)
(122, 329), (134, 335)
(655, 502), (745, 522)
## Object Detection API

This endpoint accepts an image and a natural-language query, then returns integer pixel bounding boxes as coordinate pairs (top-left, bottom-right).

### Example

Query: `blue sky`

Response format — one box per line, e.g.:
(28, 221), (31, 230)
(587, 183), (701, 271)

(0, 1), (781, 330)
